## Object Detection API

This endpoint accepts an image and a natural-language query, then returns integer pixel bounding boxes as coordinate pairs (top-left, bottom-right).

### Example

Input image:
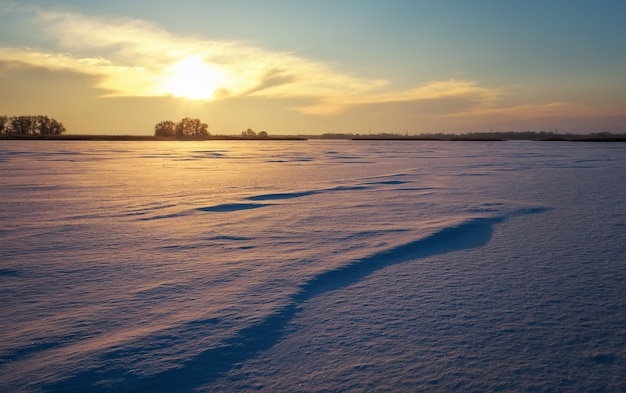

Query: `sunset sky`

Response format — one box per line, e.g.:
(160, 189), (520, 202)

(1, 1), (625, 135)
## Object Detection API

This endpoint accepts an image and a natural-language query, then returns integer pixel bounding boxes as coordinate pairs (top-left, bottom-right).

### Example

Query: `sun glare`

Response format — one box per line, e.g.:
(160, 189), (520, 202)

(164, 56), (222, 100)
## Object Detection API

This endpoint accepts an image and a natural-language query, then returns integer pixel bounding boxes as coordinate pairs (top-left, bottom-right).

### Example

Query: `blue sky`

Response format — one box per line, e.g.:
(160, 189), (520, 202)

(1, 0), (624, 134)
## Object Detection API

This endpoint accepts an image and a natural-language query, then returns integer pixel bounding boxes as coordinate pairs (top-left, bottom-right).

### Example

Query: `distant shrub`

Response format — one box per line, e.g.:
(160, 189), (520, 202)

(241, 128), (269, 138)
(242, 128), (256, 138)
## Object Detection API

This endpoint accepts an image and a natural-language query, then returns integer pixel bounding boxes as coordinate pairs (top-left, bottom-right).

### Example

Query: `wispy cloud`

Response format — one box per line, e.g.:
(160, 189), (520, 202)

(447, 101), (624, 120)
(293, 80), (501, 115)
(0, 3), (502, 115)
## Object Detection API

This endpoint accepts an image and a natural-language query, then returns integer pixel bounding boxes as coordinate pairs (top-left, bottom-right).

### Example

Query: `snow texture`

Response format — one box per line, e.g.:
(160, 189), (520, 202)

(1, 140), (625, 392)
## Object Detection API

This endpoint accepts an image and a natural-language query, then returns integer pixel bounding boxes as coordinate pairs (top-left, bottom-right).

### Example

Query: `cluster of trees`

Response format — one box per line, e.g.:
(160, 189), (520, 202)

(0, 115), (66, 137)
(154, 118), (209, 137)
(241, 128), (268, 138)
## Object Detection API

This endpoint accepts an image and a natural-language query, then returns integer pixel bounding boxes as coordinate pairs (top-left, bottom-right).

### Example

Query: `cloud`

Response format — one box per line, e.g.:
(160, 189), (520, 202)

(447, 101), (624, 120)
(293, 80), (501, 115)
(0, 3), (502, 116)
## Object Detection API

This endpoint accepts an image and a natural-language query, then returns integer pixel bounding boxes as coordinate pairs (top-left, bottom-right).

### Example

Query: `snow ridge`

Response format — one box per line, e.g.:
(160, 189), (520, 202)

(47, 208), (545, 392)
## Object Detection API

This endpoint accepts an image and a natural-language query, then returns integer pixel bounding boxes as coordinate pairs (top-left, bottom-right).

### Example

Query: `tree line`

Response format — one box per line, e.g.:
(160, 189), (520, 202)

(154, 118), (209, 137)
(0, 115), (66, 137)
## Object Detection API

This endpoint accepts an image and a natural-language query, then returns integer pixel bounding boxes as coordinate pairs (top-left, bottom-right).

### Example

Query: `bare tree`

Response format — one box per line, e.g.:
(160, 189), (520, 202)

(38, 116), (66, 136)
(175, 118), (209, 137)
(10, 116), (37, 135)
(154, 120), (177, 137)
(0, 115), (8, 135)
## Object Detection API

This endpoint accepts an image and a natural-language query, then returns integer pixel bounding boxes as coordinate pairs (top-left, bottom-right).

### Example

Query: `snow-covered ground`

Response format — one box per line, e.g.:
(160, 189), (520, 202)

(1, 140), (625, 392)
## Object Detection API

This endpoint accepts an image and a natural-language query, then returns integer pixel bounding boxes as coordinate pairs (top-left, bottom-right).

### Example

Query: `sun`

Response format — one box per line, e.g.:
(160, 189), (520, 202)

(163, 56), (222, 100)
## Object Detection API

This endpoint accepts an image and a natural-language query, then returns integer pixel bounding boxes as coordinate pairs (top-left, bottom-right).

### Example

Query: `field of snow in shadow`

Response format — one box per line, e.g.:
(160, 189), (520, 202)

(0, 140), (624, 392)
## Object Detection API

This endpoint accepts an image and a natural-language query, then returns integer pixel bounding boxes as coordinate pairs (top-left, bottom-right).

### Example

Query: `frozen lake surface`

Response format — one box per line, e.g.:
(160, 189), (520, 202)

(1, 140), (625, 392)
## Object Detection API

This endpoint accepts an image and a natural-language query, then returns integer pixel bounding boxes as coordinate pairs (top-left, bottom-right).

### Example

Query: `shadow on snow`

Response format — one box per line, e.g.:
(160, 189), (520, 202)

(46, 209), (545, 392)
